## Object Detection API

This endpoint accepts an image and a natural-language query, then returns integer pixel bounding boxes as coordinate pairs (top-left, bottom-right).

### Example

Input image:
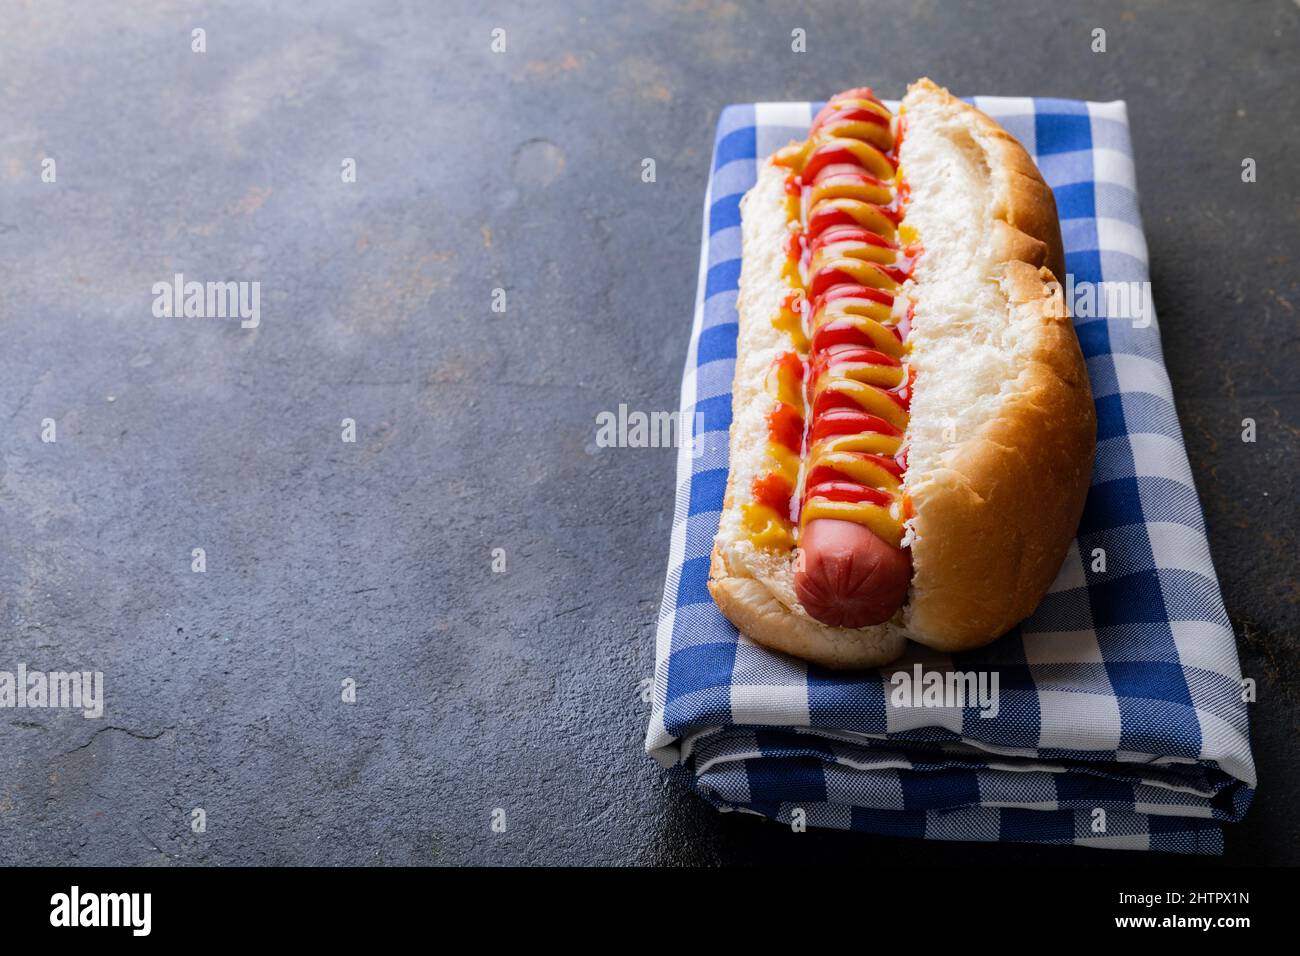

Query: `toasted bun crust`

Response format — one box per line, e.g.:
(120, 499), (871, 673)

(708, 78), (1096, 668)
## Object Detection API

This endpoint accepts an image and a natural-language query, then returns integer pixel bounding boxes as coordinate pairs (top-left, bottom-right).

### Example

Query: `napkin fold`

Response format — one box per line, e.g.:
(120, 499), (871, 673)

(645, 96), (1255, 853)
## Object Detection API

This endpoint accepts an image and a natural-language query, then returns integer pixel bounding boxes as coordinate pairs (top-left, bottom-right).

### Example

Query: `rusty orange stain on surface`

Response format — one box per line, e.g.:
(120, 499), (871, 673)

(526, 52), (581, 76)
(229, 186), (271, 216)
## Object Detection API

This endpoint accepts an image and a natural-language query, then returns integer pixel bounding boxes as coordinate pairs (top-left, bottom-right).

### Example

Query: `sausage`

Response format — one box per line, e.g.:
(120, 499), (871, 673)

(761, 88), (914, 632)
(795, 518), (912, 627)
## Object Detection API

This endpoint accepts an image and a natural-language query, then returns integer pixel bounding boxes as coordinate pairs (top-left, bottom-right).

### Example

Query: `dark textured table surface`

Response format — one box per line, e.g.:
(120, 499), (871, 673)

(1, 1), (1295, 866)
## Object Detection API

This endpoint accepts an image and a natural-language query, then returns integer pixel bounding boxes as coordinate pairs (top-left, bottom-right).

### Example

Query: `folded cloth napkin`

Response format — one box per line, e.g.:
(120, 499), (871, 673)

(645, 96), (1256, 854)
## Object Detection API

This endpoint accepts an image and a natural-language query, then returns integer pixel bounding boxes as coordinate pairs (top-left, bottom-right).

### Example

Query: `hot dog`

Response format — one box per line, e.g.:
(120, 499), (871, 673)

(707, 79), (1096, 669)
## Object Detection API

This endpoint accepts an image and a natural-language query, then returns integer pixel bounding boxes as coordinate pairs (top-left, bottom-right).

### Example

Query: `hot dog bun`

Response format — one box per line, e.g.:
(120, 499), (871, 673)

(708, 78), (1096, 668)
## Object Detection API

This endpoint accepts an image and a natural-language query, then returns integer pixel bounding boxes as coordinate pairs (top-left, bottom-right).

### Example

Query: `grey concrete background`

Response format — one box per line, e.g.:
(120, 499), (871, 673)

(0, 0), (1295, 865)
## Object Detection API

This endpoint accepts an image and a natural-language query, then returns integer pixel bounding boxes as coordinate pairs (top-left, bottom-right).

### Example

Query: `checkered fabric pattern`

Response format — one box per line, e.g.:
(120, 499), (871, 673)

(644, 96), (1256, 853)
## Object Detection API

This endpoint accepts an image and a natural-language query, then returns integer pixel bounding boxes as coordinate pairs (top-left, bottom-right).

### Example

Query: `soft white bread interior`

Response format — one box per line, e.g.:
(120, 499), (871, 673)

(898, 79), (1095, 649)
(708, 78), (1096, 668)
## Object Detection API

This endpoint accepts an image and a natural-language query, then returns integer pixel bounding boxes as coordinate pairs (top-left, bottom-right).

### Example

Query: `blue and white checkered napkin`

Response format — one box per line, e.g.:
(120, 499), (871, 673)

(644, 96), (1256, 853)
